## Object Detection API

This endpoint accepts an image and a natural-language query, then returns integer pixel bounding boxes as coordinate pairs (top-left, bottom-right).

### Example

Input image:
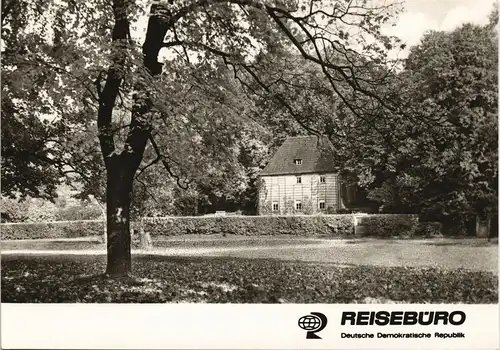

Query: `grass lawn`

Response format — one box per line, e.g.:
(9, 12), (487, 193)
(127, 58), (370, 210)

(205, 238), (498, 273)
(2, 236), (496, 273)
(1, 236), (497, 303)
(1, 254), (497, 303)
(0, 235), (322, 250)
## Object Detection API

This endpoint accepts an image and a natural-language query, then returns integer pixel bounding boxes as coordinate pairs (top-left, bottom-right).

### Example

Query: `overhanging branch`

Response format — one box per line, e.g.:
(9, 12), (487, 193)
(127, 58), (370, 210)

(148, 135), (190, 189)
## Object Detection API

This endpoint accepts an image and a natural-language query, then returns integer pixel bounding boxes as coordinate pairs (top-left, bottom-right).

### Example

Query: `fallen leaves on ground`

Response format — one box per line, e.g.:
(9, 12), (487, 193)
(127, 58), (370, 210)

(1, 254), (497, 303)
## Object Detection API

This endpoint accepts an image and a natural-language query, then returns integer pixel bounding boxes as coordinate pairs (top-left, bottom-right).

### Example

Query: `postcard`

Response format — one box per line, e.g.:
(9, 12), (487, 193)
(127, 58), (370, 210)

(1, 0), (498, 348)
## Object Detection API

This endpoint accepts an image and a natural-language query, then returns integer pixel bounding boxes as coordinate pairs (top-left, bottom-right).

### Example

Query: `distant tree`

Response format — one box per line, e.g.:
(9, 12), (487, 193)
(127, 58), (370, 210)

(1, 98), (63, 200)
(396, 20), (498, 231)
(322, 14), (498, 233)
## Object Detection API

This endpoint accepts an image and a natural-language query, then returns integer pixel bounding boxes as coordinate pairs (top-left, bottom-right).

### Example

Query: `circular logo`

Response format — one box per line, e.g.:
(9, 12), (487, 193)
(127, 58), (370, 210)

(298, 315), (322, 331)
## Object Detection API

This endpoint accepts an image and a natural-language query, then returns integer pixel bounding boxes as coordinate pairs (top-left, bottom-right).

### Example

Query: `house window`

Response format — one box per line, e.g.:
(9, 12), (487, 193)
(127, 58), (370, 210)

(294, 159), (302, 165)
(272, 202), (279, 211)
(319, 201), (325, 210)
(320, 176), (326, 183)
(295, 201), (302, 210)
(296, 176), (302, 184)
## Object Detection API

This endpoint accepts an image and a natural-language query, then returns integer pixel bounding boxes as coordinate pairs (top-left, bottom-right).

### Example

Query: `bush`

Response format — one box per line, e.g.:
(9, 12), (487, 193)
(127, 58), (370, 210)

(415, 222), (443, 237)
(358, 214), (419, 237)
(0, 220), (104, 240)
(142, 215), (354, 237)
(55, 205), (103, 221)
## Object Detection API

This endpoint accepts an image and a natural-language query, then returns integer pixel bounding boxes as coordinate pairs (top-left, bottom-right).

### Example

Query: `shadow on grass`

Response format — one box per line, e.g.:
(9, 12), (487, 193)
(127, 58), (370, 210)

(2, 236), (330, 251)
(153, 238), (322, 249)
(1, 241), (105, 251)
(344, 239), (369, 244)
(0, 251), (356, 269)
(423, 240), (498, 247)
(2, 252), (498, 304)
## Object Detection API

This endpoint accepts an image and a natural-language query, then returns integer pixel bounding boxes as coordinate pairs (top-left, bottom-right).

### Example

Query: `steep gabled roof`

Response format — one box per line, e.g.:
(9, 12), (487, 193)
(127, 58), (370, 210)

(260, 135), (338, 176)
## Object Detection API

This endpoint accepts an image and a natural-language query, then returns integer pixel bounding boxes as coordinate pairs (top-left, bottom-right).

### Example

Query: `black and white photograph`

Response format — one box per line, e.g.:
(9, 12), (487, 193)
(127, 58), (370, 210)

(0, 0), (498, 312)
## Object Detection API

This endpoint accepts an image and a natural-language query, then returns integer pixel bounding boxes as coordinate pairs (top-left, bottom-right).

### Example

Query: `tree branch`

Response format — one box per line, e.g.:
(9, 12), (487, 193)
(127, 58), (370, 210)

(135, 155), (161, 179)
(148, 135), (190, 189)
(97, 0), (131, 163)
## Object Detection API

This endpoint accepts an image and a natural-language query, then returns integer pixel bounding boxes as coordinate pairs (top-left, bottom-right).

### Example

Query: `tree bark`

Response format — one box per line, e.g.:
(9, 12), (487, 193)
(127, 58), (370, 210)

(105, 155), (135, 276)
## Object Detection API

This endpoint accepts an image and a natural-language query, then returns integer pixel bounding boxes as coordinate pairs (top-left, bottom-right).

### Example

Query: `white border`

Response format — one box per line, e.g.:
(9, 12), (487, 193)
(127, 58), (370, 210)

(1, 303), (498, 349)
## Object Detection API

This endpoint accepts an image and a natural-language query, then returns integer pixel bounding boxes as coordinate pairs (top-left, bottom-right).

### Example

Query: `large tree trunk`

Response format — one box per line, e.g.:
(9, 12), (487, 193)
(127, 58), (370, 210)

(105, 156), (135, 276)
(97, 1), (169, 276)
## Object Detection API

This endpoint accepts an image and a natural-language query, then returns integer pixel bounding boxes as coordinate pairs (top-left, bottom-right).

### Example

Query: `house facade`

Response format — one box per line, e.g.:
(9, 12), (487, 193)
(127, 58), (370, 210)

(258, 135), (344, 215)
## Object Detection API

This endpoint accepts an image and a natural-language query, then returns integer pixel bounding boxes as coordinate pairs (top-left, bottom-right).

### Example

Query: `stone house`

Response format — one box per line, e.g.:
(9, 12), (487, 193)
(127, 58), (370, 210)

(257, 135), (345, 215)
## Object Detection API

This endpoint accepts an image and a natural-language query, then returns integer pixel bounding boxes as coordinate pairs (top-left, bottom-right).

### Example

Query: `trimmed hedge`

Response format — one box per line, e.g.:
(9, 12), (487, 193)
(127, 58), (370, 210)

(0, 215), (355, 239)
(142, 215), (355, 236)
(0, 215), (444, 240)
(0, 220), (104, 240)
(415, 222), (443, 237)
(357, 214), (419, 237)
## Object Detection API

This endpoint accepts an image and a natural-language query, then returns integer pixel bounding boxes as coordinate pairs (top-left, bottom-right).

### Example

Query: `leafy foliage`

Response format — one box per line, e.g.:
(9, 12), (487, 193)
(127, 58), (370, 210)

(414, 222), (443, 238)
(54, 204), (103, 221)
(397, 21), (498, 226)
(1, 106), (61, 200)
(324, 17), (499, 231)
(1, 0), (110, 200)
(1, 255), (497, 303)
(1, 185), (103, 223)
(1, 196), (60, 222)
